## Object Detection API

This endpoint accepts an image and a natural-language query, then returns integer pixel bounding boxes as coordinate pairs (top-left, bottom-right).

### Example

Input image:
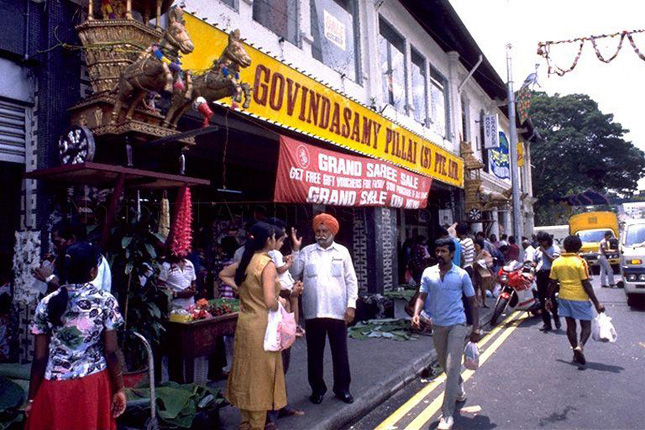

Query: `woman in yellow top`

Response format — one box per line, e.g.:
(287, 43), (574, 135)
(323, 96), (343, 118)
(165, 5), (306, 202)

(547, 235), (605, 366)
(220, 222), (288, 430)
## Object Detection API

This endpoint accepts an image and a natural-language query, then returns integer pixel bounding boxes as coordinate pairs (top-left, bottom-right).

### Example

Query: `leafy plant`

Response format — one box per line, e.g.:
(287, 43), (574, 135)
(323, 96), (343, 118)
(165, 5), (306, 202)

(108, 203), (171, 372)
(122, 382), (224, 429)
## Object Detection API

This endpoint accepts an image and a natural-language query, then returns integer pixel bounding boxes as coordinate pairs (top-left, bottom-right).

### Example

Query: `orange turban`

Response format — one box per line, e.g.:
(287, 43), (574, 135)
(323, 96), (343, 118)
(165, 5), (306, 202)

(313, 213), (339, 236)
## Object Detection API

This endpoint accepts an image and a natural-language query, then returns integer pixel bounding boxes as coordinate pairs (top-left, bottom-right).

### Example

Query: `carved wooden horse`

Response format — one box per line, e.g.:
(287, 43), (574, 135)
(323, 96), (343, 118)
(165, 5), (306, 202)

(164, 29), (252, 128)
(110, 7), (194, 124)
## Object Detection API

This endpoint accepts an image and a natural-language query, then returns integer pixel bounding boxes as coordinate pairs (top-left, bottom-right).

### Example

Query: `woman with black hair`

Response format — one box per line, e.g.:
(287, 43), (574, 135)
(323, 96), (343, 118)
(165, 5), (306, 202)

(26, 242), (126, 430)
(219, 222), (288, 430)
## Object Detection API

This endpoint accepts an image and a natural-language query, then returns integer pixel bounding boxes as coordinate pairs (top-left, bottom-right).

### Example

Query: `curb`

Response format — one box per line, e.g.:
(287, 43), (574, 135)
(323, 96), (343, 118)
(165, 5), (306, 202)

(317, 307), (496, 430)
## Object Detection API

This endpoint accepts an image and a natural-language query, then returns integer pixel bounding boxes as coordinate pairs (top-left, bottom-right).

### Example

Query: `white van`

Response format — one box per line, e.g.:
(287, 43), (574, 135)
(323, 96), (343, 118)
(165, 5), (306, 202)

(620, 219), (645, 306)
(534, 225), (569, 247)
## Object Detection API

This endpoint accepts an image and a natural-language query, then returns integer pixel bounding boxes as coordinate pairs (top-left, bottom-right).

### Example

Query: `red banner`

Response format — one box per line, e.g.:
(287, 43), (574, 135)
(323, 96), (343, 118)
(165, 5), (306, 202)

(274, 136), (432, 208)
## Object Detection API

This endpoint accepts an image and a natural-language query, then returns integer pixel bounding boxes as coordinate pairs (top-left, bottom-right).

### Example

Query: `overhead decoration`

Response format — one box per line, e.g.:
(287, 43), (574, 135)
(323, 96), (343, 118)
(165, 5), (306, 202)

(158, 191), (170, 239)
(168, 186), (193, 257)
(537, 29), (645, 76)
(460, 140), (512, 222)
(164, 29), (253, 129)
(111, 6), (194, 125)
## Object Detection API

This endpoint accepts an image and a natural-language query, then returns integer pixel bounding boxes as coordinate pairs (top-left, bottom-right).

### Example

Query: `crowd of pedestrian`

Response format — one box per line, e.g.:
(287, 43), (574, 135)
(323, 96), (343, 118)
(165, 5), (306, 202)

(15, 213), (612, 430)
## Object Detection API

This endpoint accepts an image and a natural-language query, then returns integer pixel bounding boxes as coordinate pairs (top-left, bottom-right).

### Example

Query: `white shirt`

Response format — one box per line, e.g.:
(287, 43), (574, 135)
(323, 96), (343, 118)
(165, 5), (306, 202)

(524, 245), (537, 263)
(290, 242), (358, 320)
(233, 246), (245, 264)
(268, 250), (295, 291)
(92, 256), (112, 293)
(159, 260), (196, 309)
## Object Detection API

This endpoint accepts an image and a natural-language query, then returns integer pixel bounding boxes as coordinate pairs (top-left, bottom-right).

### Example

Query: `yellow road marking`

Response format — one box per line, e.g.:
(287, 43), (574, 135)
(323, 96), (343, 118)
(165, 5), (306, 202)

(404, 313), (528, 430)
(375, 311), (522, 430)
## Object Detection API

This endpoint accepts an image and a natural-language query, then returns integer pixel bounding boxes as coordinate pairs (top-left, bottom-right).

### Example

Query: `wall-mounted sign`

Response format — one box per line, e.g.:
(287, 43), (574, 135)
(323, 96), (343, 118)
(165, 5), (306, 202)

(274, 136), (432, 208)
(323, 10), (346, 50)
(489, 131), (510, 180)
(483, 114), (499, 149)
(183, 14), (464, 188)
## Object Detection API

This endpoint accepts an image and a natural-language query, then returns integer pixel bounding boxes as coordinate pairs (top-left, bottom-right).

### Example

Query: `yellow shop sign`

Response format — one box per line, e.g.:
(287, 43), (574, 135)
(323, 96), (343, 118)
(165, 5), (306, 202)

(183, 14), (464, 187)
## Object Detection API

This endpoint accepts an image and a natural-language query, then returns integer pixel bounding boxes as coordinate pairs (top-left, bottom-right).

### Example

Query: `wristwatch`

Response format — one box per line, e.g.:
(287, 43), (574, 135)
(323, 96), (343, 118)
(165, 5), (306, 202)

(45, 274), (56, 284)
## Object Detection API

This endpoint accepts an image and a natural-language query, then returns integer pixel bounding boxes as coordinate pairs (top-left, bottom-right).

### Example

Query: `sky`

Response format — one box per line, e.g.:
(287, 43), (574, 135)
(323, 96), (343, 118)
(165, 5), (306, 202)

(449, 0), (645, 191)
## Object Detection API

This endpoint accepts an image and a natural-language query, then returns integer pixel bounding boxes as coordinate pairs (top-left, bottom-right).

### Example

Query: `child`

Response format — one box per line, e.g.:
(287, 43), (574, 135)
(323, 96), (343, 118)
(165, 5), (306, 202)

(269, 232), (305, 337)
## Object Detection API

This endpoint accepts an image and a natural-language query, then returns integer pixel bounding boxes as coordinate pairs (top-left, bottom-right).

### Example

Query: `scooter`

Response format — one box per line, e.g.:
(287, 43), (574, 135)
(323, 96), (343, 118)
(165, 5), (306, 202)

(490, 260), (541, 326)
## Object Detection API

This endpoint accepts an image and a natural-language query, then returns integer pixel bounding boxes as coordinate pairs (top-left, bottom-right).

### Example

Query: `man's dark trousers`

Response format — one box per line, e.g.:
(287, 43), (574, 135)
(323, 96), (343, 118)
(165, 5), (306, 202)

(305, 317), (351, 396)
(536, 270), (559, 327)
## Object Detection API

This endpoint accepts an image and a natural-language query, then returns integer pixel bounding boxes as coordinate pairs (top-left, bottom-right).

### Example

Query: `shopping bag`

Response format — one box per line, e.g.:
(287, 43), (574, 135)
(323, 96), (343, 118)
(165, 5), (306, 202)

(279, 304), (297, 350)
(263, 304), (283, 352)
(592, 312), (617, 343)
(464, 341), (480, 370)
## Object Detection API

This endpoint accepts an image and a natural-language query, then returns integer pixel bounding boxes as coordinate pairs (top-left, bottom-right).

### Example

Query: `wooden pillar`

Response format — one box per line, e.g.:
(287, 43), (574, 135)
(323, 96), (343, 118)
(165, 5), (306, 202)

(88, 0), (93, 20)
(156, 0), (162, 29)
(126, 0), (133, 19)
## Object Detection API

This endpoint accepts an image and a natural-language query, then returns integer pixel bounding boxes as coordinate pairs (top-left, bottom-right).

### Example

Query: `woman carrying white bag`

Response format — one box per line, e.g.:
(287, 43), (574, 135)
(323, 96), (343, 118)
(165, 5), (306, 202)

(546, 235), (605, 367)
(219, 222), (288, 430)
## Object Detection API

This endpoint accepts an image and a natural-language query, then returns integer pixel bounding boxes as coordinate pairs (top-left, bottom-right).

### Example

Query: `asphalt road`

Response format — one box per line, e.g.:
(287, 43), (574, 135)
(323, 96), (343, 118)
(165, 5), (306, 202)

(346, 276), (645, 430)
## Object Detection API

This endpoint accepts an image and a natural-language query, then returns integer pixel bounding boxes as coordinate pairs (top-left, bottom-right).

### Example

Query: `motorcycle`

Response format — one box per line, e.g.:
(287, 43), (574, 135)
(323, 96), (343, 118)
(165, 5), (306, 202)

(490, 260), (541, 326)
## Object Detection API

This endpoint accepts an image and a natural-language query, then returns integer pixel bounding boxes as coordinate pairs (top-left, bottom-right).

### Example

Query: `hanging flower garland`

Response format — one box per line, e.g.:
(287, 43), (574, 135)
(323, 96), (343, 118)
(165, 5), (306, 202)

(538, 29), (645, 76)
(167, 186), (193, 258)
(158, 191), (170, 240)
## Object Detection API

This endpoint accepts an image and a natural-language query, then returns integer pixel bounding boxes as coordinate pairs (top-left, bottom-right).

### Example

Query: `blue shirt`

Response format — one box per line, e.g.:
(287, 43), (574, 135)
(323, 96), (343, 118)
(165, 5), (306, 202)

(419, 264), (475, 326)
(451, 238), (462, 266)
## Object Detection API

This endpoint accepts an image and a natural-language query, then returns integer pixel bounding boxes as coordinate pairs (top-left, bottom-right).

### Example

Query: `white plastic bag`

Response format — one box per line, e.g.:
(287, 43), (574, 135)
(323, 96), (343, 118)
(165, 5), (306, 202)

(264, 304), (283, 352)
(592, 312), (617, 343)
(464, 341), (480, 370)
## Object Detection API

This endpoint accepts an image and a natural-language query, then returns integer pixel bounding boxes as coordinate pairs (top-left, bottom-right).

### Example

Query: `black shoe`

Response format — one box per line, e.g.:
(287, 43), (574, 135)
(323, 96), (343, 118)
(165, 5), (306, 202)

(539, 325), (552, 332)
(601, 285), (610, 288)
(555, 319), (562, 330)
(335, 392), (354, 404)
(309, 393), (325, 404)
(573, 348), (586, 365)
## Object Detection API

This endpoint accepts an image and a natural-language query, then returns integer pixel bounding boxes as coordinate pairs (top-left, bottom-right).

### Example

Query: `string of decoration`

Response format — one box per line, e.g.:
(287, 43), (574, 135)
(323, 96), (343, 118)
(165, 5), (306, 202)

(537, 29), (645, 76)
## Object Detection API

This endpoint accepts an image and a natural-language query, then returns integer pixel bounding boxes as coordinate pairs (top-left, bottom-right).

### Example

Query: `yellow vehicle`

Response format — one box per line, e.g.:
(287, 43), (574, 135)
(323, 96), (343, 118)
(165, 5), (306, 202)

(569, 211), (620, 270)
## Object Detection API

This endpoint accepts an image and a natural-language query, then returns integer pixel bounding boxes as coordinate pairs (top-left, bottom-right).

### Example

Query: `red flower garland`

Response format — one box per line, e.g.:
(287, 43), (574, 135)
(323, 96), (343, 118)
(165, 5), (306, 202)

(168, 186), (192, 257)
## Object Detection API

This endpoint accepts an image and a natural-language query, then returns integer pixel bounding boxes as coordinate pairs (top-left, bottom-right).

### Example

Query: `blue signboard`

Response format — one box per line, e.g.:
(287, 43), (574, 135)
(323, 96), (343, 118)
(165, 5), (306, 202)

(489, 131), (510, 180)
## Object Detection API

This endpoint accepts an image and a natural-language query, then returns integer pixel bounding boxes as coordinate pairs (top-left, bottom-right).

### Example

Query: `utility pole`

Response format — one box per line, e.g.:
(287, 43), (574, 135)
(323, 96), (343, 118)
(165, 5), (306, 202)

(506, 44), (524, 255)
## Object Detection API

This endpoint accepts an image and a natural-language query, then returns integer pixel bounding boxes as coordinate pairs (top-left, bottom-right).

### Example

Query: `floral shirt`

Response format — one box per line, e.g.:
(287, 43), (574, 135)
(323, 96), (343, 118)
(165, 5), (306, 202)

(31, 283), (123, 381)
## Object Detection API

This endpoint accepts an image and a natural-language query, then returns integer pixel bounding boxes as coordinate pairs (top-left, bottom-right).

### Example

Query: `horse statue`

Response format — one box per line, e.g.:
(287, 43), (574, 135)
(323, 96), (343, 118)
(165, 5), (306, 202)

(479, 186), (513, 211)
(110, 7), (194, 125)
(164, 29), (252, 129)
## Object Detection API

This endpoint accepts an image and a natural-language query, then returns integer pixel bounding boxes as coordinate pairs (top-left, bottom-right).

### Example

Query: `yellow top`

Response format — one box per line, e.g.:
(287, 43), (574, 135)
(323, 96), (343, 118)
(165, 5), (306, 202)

(549, 253), (590, 301)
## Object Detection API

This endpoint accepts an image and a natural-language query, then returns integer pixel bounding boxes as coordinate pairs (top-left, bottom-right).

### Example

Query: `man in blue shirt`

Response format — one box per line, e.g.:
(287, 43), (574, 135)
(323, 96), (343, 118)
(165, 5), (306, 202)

(412, 238), (481, 430)
(439, 227), (461, 266)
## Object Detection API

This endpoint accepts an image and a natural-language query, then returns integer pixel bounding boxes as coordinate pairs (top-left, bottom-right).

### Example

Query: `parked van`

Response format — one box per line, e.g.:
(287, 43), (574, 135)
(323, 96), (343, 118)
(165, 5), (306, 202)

(534, 225), (569, 247)
(620, 219), (645, 306)
(569, 211), (620, 270)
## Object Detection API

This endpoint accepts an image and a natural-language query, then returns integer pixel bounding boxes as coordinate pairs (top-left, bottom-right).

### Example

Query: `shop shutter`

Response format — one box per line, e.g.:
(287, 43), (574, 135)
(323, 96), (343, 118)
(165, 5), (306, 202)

(0, 100), (26, 163)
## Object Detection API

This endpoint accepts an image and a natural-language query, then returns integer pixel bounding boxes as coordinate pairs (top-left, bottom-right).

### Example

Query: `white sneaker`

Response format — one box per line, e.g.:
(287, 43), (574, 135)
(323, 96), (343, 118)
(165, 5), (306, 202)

(457, 383), (467, 402)
(437, 415), (454, 430)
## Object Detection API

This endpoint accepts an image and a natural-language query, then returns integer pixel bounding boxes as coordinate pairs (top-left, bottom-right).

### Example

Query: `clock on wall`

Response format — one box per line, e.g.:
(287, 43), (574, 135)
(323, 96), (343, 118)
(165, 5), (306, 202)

(468, 208), (482, 221)
(58, 126), (96, 165)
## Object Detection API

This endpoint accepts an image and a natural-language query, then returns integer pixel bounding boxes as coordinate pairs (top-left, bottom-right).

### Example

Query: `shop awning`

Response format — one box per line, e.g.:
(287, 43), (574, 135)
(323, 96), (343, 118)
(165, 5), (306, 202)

(24, 162), (210, 189)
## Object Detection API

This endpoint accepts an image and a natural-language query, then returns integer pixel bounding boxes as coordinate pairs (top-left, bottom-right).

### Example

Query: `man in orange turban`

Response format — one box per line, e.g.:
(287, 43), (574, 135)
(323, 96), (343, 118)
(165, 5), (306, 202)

(290, 213), (358, 405)
(312, 213), (339, 237)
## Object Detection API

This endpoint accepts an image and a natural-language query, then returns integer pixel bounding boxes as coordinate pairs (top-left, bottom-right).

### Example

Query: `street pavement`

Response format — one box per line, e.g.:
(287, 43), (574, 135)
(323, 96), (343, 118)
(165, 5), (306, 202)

(346, 276), (645, 430)
(213, 301), (494, 430)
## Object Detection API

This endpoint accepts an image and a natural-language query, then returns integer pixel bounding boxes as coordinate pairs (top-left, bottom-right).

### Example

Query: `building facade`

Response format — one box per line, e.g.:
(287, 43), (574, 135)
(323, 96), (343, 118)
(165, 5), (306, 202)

(4, 0), (536, 310)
